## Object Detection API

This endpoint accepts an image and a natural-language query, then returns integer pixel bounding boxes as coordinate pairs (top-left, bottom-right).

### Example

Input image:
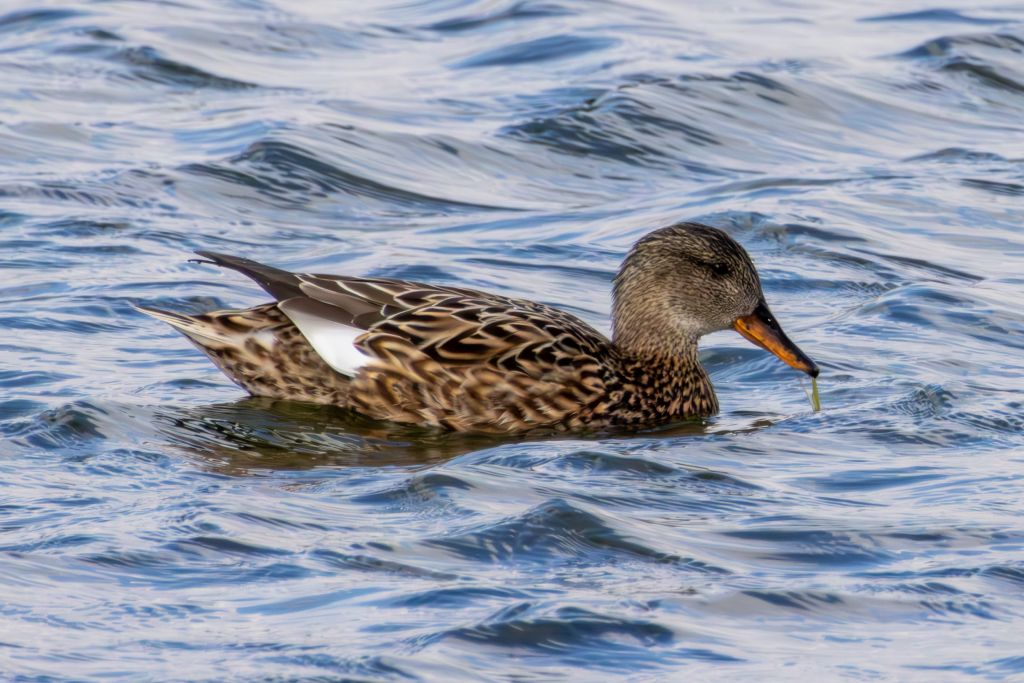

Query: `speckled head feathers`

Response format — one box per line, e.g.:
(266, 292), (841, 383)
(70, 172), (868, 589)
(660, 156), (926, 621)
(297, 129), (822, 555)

(612, 223), (765, 352)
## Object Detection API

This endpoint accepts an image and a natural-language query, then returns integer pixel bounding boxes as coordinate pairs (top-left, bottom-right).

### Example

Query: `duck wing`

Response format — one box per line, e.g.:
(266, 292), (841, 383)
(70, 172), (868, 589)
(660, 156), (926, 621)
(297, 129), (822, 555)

(196, 251), (614, 431)
(348, 292), (614, 431)
(194, 250), (480, 326)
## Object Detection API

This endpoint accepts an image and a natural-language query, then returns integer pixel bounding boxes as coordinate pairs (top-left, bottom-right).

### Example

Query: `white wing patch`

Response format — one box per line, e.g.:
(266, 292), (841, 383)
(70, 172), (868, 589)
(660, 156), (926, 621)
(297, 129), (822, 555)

(278, 299), (369, 377)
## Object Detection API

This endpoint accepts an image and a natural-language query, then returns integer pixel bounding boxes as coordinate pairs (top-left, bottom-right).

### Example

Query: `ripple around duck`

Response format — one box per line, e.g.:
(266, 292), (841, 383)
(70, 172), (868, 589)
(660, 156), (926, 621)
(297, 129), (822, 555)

(351, 472), (475, 506)
(900, 33), (1024, 60)
(163, 535), (293, 559)
(539, 449), (679, 476)
(0, 8), (84, 33)
(0, 398), (46, 421)
(425, 2), (575, 33)
(848, 581), (1012, 624)
(862, 9), (1006, 25)
(147, 400), (499, 470)
(962, 177), (1024, 196)
(454, 34), (619, 68)
(981, 565), (1024, 589)
(905, 146), (1008, 162)
(500, 80), (721, 169)
(422, 498), (727, 572)
(0, 170), (175, 217)
(309, 548), (459, 581)
(710, 586), (1007, 628)
(183, 138), (513, 213)
(5, 401), (109, 451)
(81, 553), (314, 589)
(429, 603), (716, 668)
(550, 450), (761, 493)
(61, 44), (259, 90)
(236, 653), (440, 682)
(719, 527), (895, 570)
(852, 282), (1021, 350)
(498, 68), (947, 178)
(372, 584), (532, 609)
(897, 32), (1024, 103)
(791, 466), (948, 493)
(529, 449), (767, 513)
(942, 57), (1024, 94)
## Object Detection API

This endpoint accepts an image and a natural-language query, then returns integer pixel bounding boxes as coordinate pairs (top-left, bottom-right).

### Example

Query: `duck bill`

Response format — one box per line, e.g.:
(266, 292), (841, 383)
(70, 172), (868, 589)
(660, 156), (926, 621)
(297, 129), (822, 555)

(733, 301), (819, 377)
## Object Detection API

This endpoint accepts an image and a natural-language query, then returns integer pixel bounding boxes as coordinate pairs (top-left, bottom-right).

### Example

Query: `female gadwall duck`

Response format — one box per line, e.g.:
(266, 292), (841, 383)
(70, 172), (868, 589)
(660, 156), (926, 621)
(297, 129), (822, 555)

(140, 222), (818, 433)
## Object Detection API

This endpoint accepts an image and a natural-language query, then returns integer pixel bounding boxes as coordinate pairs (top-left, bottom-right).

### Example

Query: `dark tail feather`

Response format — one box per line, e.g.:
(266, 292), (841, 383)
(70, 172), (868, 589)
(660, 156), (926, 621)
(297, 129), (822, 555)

(192, 250), (302, 300)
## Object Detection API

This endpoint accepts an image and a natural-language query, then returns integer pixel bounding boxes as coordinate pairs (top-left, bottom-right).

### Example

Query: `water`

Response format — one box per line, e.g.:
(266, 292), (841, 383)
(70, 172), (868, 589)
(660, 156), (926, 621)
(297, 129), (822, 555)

(2, 0), (1023, 679)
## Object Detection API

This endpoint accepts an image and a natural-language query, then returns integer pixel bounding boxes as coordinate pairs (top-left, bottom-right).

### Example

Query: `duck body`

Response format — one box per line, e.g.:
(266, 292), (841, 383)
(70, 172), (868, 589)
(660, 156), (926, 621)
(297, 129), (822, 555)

(141, 223), (816, 434)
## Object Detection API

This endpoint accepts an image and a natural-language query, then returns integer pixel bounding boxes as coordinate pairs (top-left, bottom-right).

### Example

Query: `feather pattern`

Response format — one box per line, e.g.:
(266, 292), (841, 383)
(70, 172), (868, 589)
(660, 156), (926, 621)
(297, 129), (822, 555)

(137, 223), (813, 434)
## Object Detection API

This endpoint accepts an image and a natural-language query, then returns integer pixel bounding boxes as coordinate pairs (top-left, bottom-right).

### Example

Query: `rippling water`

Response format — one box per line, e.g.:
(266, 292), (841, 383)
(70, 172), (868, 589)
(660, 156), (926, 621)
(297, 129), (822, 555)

(2, 0), (1024, 679)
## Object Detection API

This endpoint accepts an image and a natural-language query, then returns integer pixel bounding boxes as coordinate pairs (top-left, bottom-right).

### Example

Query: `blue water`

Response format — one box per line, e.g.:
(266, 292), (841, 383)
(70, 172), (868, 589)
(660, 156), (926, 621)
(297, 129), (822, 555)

(2, 0), (1024, 679)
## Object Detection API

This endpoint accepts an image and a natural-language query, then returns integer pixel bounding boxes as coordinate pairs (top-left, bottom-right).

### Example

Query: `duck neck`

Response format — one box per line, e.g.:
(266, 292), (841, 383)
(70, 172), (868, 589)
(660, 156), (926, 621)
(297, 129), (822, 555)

(611, 314), (718, 421)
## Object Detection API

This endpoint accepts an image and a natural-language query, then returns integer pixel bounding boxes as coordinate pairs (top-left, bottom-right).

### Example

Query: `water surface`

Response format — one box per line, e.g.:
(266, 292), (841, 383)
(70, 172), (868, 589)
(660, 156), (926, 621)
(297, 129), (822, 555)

(2, 0), (1024, 680)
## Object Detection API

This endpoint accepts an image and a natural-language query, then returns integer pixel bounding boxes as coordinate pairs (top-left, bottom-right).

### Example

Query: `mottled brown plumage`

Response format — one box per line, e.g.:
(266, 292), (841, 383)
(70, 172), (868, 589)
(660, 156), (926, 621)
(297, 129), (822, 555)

(139, 222), (818, 434)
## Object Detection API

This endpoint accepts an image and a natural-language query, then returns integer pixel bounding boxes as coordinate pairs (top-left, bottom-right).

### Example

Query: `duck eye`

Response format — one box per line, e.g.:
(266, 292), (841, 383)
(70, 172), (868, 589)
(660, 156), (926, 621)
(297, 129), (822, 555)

(710, 262), (731, 277)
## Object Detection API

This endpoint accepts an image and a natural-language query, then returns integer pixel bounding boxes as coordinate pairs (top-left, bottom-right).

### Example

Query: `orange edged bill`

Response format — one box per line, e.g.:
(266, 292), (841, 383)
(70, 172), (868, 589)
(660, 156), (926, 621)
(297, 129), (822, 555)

(733, 301), (819, 377)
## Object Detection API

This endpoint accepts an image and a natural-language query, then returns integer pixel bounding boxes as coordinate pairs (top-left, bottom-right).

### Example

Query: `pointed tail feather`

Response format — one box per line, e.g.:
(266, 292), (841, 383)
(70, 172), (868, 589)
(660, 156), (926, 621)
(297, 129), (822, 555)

(135, 305), (233, 345)
(192, 250), (302, 300)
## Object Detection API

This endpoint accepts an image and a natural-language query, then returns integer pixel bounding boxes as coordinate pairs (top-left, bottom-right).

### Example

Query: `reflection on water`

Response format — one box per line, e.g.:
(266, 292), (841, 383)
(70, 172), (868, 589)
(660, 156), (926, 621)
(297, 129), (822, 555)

(154, 398), (747, 474)
(157, 398), (523, 471)
(2, 0), (1024, 679)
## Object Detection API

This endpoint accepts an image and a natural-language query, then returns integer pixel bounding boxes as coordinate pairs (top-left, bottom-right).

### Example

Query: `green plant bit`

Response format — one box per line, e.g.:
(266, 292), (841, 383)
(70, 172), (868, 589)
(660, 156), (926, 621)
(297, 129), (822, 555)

(809, 376), (821, 412)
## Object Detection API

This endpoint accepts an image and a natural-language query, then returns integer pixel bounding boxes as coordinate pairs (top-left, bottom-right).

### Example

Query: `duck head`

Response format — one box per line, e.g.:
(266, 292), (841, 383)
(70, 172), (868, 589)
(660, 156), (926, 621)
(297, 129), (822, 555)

(612, 222), (819, 377)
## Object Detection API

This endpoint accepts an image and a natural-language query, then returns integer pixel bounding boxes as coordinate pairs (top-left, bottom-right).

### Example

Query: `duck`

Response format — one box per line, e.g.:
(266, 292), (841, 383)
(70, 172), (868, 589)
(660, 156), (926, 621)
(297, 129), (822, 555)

(139, 222), (818, 434)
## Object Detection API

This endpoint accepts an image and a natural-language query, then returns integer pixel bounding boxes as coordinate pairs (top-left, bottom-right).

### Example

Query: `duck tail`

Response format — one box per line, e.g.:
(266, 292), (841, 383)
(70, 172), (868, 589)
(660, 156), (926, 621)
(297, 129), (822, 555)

(135, 305), (233, 345)
(191, 251), (302, 300)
